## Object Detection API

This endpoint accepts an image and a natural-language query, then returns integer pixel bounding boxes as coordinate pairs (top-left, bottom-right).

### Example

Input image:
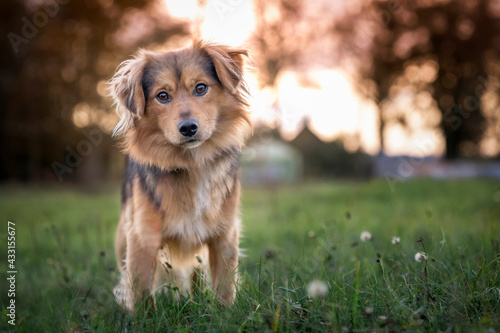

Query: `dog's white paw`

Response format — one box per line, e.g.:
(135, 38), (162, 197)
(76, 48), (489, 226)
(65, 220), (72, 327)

(113, 281), (134, 312)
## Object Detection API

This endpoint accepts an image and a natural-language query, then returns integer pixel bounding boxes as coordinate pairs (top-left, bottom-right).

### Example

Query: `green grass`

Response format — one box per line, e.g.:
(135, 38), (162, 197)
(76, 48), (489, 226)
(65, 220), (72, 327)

(1, 179), (499, 332)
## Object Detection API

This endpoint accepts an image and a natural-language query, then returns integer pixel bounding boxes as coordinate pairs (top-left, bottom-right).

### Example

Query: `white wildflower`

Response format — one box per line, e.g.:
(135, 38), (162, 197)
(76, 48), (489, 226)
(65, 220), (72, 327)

(307, 280), (328, 298)
(364, 307), (374, 315)
(391, 236), (400, 245)
(414, 252), (428, 262)
(360, 231), (372, 242)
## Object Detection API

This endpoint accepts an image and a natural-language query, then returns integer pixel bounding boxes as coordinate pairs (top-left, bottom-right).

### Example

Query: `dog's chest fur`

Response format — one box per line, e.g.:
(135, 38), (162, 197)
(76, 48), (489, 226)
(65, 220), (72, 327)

(124, 149), (239, 246)
(164, 163), (232, 242)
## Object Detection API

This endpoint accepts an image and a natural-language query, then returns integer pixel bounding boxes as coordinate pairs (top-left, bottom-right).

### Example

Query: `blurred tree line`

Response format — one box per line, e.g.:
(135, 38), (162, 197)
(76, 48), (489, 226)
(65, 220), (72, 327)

(1, 0), (499, 183)
(338, 0), (500, 159)
(1, 0), (189, 183)
(252, 0), (500, 159)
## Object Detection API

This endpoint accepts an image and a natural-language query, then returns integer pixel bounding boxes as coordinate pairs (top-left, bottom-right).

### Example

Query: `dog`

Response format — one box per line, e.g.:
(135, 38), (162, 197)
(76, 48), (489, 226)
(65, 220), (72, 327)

(109, 41), (252, 312)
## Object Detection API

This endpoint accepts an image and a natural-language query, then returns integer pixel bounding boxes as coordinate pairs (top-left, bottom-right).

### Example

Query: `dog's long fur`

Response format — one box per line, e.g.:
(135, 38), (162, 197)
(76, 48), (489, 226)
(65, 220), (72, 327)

(109, 41), (251, 312)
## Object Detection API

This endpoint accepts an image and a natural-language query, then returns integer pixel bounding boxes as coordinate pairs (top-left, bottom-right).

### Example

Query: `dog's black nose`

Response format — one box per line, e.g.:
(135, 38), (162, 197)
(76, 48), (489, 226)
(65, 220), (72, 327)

(178, 119), (199, 137)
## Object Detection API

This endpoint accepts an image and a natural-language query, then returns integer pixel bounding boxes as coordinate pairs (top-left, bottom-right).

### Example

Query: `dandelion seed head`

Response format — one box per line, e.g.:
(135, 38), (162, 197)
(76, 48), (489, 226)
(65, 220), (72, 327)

(392, 236), (400, 245)
(360, 231), (372, 242)
(364, 307), (374, 315)
(308, 231), (315, 238)
(414, 252), (428, 262)
(307, 280), (328, 298)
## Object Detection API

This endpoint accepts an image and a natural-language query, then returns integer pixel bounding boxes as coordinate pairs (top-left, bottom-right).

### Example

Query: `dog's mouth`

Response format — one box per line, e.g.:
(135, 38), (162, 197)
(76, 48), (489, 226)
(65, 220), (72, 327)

(180, 139), (203, 149)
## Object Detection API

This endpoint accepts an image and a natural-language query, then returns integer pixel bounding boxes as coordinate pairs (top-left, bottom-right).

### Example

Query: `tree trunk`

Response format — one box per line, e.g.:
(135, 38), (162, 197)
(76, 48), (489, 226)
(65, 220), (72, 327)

(444, 129), (460, 160)
(378, 107), (385, 154)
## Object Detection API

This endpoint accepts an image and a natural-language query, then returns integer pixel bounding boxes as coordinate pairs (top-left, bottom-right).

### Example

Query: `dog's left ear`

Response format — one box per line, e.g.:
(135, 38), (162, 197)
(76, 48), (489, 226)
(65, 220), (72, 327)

(202, 43), (250, 95)
(109, 50), (150, 136)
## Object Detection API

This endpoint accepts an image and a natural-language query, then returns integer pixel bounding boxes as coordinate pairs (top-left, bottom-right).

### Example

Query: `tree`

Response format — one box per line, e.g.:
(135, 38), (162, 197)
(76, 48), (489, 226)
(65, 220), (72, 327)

(251, 0), (345, 136)
(335, 0), (500, 158)
(1, 0), (189, 182)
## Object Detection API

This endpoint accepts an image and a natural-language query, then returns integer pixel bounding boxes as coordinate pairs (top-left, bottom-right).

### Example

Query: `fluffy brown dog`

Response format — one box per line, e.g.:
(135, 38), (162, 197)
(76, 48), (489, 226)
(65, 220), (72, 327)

(109, 41), (251, 312)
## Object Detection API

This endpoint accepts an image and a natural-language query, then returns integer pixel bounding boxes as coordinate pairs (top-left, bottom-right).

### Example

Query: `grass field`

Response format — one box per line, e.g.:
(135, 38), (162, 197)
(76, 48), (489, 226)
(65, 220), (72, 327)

(1, 179), (499, 332)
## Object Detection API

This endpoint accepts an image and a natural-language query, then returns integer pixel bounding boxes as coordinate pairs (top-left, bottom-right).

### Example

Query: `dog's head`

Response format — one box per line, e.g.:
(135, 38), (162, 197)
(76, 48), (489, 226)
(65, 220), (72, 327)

(109, 41), (251, 162)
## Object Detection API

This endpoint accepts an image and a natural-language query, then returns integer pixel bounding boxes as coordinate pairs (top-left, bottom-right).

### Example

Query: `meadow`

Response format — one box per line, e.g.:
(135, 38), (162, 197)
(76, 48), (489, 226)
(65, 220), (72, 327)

(1, 179), (499, 332)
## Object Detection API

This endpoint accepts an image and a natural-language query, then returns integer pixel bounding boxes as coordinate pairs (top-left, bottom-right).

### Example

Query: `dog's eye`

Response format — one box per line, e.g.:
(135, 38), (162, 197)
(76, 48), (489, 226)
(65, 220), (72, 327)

(156, 91), (171, 103)
(194, 83), (208, 96)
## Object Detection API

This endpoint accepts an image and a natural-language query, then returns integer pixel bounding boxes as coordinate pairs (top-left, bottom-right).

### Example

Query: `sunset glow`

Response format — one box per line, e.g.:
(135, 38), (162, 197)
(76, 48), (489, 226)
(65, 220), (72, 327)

(159, 0), (493, 158)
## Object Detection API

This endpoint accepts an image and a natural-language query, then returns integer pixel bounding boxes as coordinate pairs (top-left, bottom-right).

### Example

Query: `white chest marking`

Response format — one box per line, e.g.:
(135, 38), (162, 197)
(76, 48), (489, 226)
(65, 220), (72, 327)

(167, 170), (225, 243)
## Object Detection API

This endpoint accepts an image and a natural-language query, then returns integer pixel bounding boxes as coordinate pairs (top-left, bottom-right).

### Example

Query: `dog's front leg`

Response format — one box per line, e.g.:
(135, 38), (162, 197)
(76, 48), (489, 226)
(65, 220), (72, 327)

(123, 220), (162, 312)
(208, 226), (239, 304)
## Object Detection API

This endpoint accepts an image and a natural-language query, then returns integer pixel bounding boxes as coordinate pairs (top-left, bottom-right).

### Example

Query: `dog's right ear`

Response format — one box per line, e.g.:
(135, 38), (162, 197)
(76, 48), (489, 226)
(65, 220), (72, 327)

(109, 51), (149, 136)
